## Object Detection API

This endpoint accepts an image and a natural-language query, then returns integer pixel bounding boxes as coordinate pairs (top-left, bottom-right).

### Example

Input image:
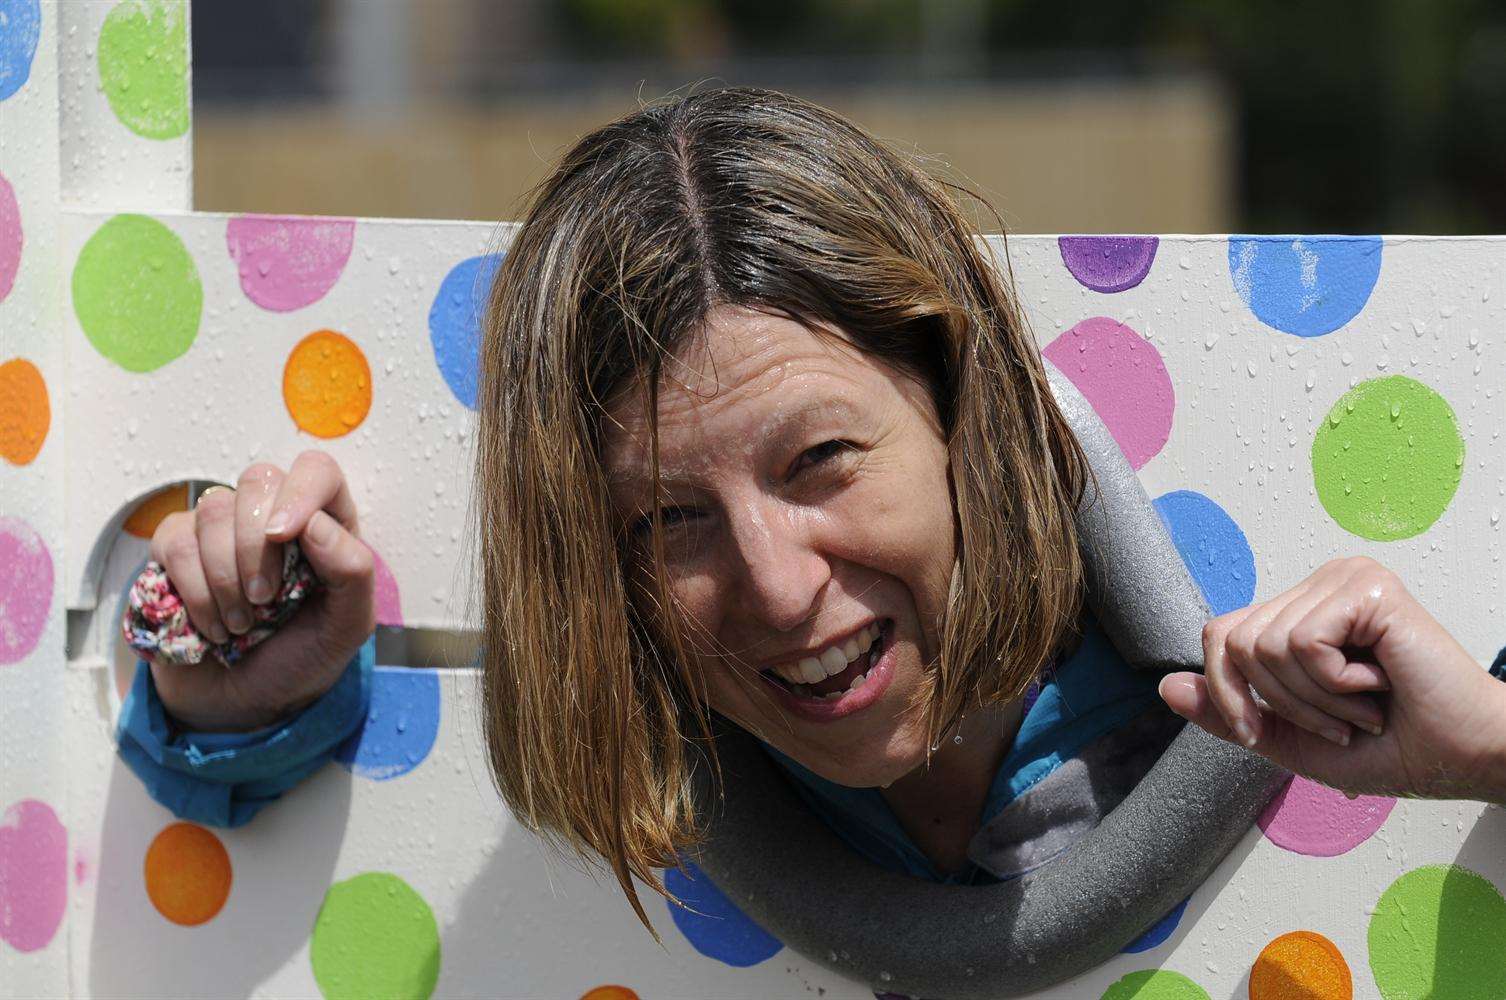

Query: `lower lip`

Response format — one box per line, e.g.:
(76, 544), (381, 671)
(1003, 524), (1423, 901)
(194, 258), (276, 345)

(758, 623), (897, 723)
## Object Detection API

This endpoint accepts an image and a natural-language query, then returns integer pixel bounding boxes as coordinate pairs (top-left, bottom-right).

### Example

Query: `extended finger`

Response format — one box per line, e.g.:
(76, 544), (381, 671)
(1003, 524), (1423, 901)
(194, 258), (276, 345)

(1159, 672), (1237, 743)
(236, 464), (286, 606)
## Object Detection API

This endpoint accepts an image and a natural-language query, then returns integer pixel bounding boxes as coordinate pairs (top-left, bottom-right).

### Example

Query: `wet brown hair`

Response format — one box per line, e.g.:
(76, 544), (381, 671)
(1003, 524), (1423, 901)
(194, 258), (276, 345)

(468, 85), (1087, 930)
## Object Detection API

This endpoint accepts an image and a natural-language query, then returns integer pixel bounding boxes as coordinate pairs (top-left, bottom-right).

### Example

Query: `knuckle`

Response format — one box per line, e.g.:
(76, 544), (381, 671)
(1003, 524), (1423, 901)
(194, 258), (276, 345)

(1288, 619), (1321, 652)
(163, 531), (199, 566)
(238, 463), (282, 489)
(1252, 628), (1288, 666)
(1226, 623), (1258, 666)
(296, 448), (337, 475)
(203, 566), (240, 593)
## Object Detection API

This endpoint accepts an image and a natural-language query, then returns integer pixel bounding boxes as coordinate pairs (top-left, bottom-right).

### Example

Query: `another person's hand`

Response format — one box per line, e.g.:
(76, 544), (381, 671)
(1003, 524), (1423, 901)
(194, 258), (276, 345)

(145, 450), (376, 733)
(1159, 556), (1506, 804)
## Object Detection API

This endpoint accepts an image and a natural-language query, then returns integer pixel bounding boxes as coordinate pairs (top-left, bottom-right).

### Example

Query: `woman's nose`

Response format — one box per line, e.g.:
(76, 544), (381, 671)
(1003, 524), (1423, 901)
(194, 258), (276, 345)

(725, 501), (830, 633)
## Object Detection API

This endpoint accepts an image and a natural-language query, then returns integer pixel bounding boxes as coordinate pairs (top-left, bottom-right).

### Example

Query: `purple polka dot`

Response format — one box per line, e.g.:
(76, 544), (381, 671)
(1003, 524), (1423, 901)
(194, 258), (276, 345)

(1043, 316), (1175, 470)
(0, 170), (20, 304)
(226, 215), (355, 312)
(1258, 775), (1395, 857)
(0, 516), (53, 665)
(0, 799), (68, 952)
(1058, 237), (1159, 293)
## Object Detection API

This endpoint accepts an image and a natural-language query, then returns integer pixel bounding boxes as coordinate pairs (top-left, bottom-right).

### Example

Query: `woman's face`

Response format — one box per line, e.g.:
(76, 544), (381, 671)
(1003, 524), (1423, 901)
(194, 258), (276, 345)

(603, 304), (956, 787)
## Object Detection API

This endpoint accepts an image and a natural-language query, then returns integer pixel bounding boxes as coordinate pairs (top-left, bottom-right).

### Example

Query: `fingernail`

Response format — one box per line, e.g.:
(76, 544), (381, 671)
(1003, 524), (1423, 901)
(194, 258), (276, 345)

(210, 624), (230, 644)
(1324, 727), (1351, 747)
(1361, 720), (1384, 737)
(265, 512), (289, 536)
(1233, 719), (1257, 748)
(226, 608), (249, 635)
(246, 575), (271, 604)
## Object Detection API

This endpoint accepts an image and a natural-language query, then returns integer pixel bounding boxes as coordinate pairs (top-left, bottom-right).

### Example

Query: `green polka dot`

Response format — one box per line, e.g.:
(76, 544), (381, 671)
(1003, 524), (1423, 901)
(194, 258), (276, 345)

(72, 214), (201, 372)
(1101, 969), (1210, 1000)
(1311, 375), (1463, 541)
(311, 872), (440, 1000)
(1369, 864), (1506, 1000)
(97, 0), (189, 140)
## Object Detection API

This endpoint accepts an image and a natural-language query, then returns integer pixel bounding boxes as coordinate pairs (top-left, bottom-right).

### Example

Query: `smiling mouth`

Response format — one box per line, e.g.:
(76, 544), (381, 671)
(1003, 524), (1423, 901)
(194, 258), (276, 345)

(760, 620), (892, 701)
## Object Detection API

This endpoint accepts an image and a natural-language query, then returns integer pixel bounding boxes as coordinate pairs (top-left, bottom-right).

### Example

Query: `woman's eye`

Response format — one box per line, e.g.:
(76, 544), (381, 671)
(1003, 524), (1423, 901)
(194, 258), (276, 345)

(631, 505), (697, 538)
(790, 440), (850, 477)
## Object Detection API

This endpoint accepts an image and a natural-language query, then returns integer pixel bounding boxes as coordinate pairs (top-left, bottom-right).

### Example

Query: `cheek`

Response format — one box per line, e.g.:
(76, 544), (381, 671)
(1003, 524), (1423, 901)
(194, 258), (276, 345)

(831, 462), (955, 601)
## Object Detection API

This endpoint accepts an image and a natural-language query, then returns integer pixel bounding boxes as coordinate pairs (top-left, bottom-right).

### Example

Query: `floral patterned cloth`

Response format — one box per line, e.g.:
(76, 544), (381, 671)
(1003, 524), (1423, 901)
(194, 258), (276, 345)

(121, 540), (319, 668)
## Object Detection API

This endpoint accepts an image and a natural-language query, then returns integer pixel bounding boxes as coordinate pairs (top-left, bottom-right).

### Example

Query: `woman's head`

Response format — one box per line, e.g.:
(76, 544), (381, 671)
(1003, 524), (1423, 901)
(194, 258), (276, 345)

(471, 86), (1087, 925)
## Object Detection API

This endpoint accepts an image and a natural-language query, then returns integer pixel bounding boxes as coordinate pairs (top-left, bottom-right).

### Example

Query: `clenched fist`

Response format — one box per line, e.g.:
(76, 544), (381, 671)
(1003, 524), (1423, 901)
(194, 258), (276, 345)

(1160, 556), (1506, 804)
(145, 450), (376, 733)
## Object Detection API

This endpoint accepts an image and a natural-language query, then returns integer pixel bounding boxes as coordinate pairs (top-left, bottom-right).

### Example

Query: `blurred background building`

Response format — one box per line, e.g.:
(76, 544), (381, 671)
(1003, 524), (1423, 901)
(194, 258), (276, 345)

(190, 0), (1506, 234)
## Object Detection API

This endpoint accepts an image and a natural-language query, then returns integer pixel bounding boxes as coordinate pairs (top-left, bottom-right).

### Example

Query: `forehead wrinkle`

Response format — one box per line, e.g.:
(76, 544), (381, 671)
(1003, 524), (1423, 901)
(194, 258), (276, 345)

(602, 313), (876, 484)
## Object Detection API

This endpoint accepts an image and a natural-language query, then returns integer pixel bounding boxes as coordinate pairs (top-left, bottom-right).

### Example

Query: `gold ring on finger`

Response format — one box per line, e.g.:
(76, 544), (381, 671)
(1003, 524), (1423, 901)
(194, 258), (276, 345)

(194, 484), (235, 509)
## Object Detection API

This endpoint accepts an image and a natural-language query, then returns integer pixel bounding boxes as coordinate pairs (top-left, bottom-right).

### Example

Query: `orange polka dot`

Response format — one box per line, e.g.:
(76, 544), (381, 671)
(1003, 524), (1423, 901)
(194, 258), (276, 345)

(143, 822), (232, 926)
(580, 988), (640, 1000)
(122, 483), (190, 539)
(282, 329), (371, 438)
(0, 357), (50, 465)
(1250, 930), (1352, 1000)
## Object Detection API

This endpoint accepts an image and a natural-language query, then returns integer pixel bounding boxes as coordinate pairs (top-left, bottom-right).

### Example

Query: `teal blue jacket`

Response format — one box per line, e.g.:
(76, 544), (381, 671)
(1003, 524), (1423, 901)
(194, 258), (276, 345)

(114, 631), (1506, 859)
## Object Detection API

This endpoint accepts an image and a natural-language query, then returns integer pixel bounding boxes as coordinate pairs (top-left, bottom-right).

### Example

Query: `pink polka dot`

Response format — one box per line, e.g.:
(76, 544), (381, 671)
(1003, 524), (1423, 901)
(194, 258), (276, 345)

(1258, 776), (1396, 857)
(365, 543), (404, 627)
(0, 170), (20, 304)
(226, 215), (355, 312)
(1042, 316), (1174, 470)
(0, 799), (68, 952)
(0, 515), (53, 665)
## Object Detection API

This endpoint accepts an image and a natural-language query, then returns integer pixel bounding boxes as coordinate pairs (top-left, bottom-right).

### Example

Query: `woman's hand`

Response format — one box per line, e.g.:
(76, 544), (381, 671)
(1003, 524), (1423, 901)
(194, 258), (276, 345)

(1159, 556), (1506, 804)
(145, 450), (376, 733)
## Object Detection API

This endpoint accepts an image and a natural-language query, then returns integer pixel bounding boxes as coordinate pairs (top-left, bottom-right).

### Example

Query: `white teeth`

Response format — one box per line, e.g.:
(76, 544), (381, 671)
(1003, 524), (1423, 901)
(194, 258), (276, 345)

(849, 672), (866, 690)
(821, 690), (844, 701)
(769, 623), (885, 690)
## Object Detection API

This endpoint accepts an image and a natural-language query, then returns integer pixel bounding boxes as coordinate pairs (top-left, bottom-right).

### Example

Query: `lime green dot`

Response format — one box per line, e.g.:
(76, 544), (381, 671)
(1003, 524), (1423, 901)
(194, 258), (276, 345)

(310, 872), (440, 1000)
(1369, 864), (1506, 1000)
(1311, 375), (1463, 541)
(1102, 969), (1210, 1000)
(72, 214), (201, 372)
(98, 0), (189, 140)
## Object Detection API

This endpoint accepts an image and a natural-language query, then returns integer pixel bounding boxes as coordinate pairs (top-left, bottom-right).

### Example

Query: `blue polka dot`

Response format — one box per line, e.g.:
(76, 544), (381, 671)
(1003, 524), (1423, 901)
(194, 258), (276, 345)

(1121, 896), (1188, 953)
(1228, 236), (1382, 337)
(335, 666), (440, 780)
(0, 0), (40, 102)
(664, 859), (782, 967)
(428, 253), (503, 409)
(1153, 490), (1257, 616)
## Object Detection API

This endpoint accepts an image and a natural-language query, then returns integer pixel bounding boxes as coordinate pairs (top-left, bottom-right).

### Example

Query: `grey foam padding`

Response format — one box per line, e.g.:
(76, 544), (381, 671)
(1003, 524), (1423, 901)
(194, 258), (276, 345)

(686, 364), (1289, 998)
(1045, 366), (1213, 672)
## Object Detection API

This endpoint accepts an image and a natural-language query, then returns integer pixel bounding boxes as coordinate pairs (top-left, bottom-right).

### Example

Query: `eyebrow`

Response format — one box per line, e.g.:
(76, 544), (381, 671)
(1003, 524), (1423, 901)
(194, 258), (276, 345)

(603, 394), (864, 488)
